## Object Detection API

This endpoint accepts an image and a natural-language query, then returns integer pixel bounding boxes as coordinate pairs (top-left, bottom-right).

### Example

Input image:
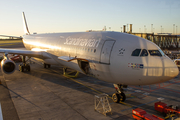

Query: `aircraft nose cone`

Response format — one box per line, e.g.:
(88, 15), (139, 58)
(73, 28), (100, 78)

(164, 57), (179, 78)
(170, 65), (179, 78)
(167, 60), (179, 78)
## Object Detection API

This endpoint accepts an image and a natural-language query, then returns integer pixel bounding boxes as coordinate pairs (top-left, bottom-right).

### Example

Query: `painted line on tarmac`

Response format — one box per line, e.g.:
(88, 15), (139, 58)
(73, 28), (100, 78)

(0, 103), (3, 120)
(50, 68), (136, 108)
(31, 59), (105, 94)
(31, 59), (136, 108)
(161, 87), (180, 94)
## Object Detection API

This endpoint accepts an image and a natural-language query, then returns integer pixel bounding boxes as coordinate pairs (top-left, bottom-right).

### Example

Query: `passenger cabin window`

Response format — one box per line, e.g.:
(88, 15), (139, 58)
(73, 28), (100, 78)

(131, 49), (141, 56)
(148, 50), (162, 56)
(140, 49), (148, 57)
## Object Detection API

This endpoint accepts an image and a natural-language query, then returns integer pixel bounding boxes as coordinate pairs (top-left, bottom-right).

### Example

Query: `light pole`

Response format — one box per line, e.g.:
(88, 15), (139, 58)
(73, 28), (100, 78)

(127, 24), (129, 32)
(151, 24), (153, 33)
(144, 25), (146, 33)
(176, 26), (178, 35)
(173, 24), (175, 34)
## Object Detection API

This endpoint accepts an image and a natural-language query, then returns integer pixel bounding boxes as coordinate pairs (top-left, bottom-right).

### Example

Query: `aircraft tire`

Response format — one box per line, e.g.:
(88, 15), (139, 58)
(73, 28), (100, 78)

(119, 92), (126, 102)
(27, 65), (30, 71)
(19, 64), (23, 72)
(112, 93), (120, 103)
(19, 64), (21, 71)
(21, 66), (24, 72)
(48, 64), (51, 68)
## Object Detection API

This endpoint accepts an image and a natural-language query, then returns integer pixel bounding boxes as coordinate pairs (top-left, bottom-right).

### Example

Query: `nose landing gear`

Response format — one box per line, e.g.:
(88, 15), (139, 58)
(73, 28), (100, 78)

(112, 84), (126, 103)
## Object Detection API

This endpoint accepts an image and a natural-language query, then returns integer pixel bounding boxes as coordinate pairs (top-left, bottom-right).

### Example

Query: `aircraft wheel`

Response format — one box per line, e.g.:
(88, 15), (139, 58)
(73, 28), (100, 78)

(19, 64), (23, 72)
(119, 92), (126, 102)
(112, 93), (120, 103)
(27, 65), (30, 71)
(20, 66), (24, 72)
(22, 66), (24, 72)
(28, 66), (31, 71)
(19, 64), (21, 71)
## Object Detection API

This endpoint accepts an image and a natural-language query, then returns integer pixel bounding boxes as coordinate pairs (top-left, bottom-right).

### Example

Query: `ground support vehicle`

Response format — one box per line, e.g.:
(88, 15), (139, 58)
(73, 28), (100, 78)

(155, 102), (180, 116)
(132, 108), (164, 120)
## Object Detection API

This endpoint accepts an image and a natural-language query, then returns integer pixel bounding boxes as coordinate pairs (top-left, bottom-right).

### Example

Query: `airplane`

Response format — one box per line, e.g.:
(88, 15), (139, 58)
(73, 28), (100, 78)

(0, 12), (179, 103)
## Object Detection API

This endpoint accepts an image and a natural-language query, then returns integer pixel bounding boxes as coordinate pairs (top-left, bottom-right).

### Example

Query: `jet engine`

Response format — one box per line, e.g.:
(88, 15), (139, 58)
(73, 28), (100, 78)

(1, 59), (16, 74)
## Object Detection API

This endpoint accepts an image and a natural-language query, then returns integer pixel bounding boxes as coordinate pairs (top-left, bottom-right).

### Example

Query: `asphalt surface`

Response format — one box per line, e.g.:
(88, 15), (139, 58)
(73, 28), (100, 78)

(0, 75), (19, 120)
(0, 43), (24, 120)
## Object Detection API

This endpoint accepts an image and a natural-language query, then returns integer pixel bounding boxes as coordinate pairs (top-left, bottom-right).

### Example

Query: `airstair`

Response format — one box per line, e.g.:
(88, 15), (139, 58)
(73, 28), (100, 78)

(94, 93), (112, 116)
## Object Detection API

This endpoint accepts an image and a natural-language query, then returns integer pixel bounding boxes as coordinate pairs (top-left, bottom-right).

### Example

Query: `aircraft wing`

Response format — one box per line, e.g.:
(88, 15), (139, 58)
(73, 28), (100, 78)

(0, 48), (50, 59)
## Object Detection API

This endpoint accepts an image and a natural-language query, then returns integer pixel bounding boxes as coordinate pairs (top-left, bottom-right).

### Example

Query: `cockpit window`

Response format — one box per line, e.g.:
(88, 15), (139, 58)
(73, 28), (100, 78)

(159, 49), (165, 56)
(140, 49), (148, 56)
(131, 49), (141, 56)
(148, 50), (162, 56)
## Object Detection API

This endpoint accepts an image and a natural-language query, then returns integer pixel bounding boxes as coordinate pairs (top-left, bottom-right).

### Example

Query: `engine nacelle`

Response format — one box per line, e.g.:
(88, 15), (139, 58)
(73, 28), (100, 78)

(1, 59), (16, 74)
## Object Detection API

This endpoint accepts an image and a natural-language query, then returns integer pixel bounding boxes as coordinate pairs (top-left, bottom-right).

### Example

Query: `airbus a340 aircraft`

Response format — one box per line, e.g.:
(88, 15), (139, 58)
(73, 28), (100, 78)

(0, 12), (179, 103)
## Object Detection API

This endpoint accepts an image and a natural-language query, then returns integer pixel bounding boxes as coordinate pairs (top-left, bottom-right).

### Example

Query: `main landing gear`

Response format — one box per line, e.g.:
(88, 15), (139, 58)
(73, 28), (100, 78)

(112, 84), (126, 103)
(19, 56), (30, 72)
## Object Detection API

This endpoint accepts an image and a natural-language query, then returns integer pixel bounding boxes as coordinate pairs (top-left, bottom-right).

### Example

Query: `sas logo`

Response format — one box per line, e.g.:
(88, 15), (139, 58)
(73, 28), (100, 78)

(128, 63), (144, 69)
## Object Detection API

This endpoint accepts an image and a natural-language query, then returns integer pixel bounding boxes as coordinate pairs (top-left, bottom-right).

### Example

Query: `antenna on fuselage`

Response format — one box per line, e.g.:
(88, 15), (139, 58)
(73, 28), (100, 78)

(22, 12), (30, 35)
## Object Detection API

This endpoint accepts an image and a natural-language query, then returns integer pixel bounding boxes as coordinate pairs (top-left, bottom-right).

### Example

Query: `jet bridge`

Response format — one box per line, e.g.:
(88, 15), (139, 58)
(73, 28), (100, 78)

(131, 33), (180, 50)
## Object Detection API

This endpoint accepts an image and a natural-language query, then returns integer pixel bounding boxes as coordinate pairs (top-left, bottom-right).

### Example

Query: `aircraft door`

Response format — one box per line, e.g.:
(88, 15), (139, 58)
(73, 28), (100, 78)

(100, 40), (115, 64)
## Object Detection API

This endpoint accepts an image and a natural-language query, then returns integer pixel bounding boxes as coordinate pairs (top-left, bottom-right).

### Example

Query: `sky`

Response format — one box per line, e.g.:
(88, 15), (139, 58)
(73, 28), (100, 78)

(0, 0), (180, 37)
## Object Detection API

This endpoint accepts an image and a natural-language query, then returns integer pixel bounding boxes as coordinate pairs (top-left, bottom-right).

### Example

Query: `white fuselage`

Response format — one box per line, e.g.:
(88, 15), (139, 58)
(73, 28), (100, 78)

(22, 31), (179, 85)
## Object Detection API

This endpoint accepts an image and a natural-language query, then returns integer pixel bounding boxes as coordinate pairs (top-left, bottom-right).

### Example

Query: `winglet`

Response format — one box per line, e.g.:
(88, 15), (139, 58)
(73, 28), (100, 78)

(22, 12), (30, 35)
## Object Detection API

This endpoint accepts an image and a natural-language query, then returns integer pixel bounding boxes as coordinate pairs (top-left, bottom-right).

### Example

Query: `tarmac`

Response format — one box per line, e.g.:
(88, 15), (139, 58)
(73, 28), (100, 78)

(0, 43), (180, 120)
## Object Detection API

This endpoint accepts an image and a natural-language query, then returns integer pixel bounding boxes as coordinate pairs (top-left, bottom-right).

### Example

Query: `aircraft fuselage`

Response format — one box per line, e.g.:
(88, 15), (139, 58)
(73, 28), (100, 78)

(22, 31), (179, 85)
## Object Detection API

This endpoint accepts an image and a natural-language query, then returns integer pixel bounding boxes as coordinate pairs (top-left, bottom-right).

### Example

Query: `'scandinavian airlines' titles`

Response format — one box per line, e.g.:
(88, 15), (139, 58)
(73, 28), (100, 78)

(64, 37), (101, 48)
